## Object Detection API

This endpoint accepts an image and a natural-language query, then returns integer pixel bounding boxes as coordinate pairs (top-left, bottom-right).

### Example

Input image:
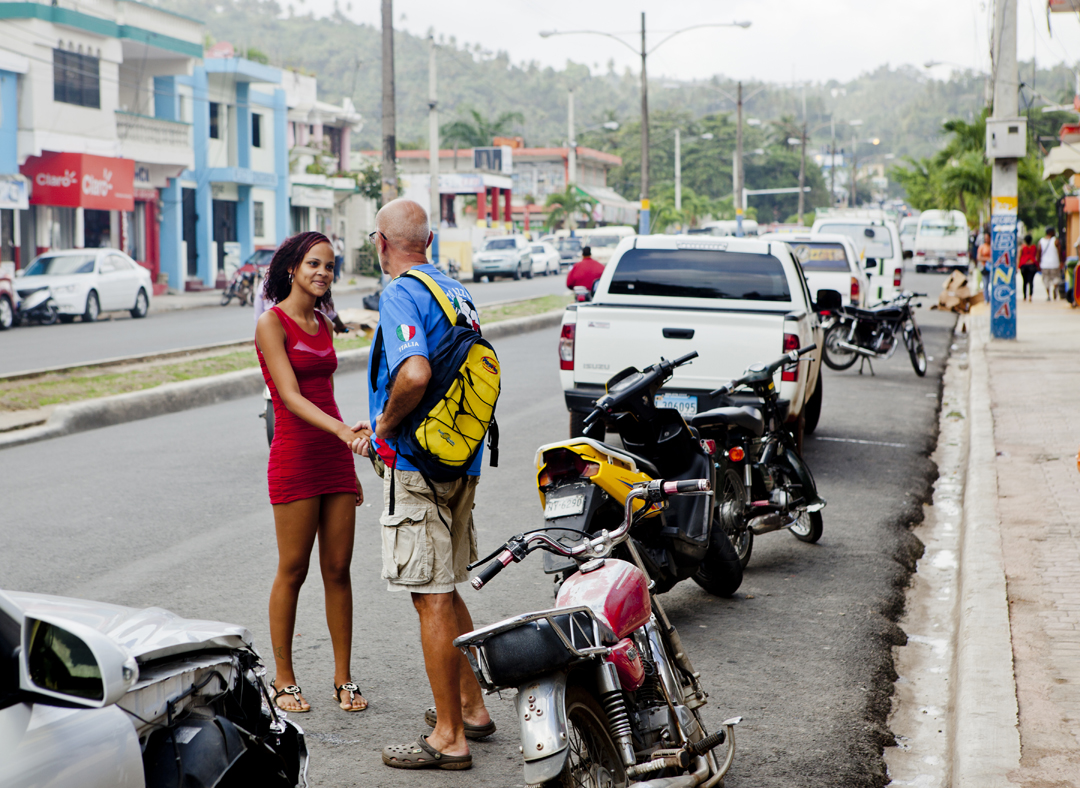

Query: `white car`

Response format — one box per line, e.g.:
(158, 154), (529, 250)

(15, 248), (152, 323)
(472, 235), (533, 282)
(761, 232), (869, 307)
(810, 217), (904, 304)
(529, 242), (561, 276)
(0, 588), (308, 788)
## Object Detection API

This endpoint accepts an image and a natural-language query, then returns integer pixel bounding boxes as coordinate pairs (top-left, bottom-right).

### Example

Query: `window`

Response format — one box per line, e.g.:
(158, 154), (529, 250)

(790, 242), (850, 272)
(53, 48), (100, 108)
(609, 249), (792, 301)
(209, 102), (220, 139)
(252, 113), (262, 148)
(253, 201), (265, 237)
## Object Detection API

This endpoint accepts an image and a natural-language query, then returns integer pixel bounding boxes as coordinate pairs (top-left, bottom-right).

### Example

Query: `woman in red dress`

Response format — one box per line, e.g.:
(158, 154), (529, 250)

(256, 231), (371, 713)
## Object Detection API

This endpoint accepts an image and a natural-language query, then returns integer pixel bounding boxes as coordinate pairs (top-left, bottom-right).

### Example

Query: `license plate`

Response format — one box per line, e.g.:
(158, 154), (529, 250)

(655, 393), (698, 416)
(544, 494), (586, 519)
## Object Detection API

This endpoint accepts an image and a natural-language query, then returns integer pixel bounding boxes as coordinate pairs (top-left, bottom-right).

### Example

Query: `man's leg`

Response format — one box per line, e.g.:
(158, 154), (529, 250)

(412, 591), (469, 757)
(450, 589), (491, 726)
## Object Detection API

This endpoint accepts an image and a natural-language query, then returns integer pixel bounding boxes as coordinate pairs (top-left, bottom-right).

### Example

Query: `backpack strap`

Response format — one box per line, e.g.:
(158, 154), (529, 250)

(402, 269), (459, 327)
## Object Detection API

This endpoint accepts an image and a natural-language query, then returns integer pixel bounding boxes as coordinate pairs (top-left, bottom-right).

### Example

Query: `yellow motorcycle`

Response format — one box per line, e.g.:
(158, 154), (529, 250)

(535, 352), (744, 596)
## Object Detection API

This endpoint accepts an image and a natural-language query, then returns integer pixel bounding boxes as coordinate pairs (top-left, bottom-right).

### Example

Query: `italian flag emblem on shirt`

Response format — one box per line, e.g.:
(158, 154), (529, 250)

(396, 325), (417, 341)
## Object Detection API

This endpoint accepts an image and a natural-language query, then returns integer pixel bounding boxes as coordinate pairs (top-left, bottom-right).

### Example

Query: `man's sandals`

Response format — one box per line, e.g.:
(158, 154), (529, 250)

(424, 707), (496, 739)
(334, 681), (367, 712)
(271, 682), (310, 713)
(382, 735), (472, 770)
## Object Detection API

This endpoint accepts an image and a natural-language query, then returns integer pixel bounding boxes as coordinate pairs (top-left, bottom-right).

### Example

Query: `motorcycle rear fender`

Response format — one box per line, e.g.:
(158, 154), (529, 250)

(517, 671), (570, 784)
(780, 446), (826, 509)
(534, 439), (658, 516)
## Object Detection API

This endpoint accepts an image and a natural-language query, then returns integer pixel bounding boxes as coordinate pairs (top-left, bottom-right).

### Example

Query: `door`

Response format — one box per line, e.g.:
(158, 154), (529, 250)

(212, 200), (237, 278)
(95, 254), (125, 309)
(182, 188), (197, 277)
(108, 254), (140, 308)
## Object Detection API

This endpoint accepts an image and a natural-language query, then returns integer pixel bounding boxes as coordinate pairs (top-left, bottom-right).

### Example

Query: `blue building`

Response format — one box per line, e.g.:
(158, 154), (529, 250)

(157, 55), (289, 289)
(0, 49), (28, 268)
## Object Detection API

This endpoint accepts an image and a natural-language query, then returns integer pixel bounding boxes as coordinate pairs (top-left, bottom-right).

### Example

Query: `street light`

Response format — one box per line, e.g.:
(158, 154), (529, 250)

(541, 17), (751, 235)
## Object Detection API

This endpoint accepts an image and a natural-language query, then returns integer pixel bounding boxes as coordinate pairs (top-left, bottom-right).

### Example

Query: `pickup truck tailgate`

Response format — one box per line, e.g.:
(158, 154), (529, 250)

(574, 305), (789, 390)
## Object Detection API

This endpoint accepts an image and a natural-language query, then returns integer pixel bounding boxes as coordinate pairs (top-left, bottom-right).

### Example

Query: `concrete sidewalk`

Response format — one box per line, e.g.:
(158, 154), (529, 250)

(982, 298), (1080, 785)
(149, 276), (379, 313)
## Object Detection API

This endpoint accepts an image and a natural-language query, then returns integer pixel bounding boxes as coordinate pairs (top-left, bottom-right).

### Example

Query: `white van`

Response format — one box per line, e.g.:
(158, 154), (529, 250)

(761, 232), (869, 307)
(899, 215), (919, 253)
(913, 209), (969, 273)
(576, 226), (636, 265)
(810, 217), (905, 304)
(697, 219), (760, 237)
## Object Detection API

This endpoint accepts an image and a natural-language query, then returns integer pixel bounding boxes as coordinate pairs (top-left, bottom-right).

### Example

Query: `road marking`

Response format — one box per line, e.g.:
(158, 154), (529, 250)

(816, 436), (909, 448)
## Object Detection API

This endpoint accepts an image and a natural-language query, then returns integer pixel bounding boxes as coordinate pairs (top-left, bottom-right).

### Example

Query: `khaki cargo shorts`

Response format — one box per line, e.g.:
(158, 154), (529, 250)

(380, 469), (479, 594)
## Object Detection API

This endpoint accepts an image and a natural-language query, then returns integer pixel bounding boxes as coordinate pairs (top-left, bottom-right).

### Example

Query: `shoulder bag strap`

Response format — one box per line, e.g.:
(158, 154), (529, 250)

(402, 268), (459, 326)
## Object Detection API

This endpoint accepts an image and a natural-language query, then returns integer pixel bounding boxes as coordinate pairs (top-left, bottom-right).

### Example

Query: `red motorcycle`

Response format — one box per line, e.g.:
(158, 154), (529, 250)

(458, 479), (741, 788)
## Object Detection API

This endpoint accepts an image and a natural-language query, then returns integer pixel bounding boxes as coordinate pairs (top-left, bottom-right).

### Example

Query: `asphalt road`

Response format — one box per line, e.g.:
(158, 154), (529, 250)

(0, 274), (952, 787)
(0, 271), (569, 376)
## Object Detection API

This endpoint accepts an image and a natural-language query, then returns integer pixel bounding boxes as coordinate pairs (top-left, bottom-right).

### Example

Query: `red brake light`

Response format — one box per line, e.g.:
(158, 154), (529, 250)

(893, 268), (902, 288)
(957, 251), (967, 258)
(915, 250), (926, 256)
(782, 332), (800, 382)
(559, 323), (575, 370)
(850, 276), (860, 301)
(539, 448), (597, 486)
(728, 446), (745, 462)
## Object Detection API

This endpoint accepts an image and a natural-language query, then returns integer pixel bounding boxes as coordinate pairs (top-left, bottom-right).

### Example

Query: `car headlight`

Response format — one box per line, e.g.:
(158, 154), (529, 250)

(52, 284), (77, 295)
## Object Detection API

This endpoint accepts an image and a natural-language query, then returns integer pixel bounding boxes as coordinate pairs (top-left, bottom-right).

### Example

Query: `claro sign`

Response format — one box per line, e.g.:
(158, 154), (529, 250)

(20, 151), (135, 212)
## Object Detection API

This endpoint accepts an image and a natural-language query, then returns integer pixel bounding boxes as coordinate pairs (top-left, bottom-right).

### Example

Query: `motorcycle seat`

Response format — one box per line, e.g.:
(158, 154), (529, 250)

(848, 305), (904, 321)
(689, 406), (765, 438)
(593, 440), (660, 478)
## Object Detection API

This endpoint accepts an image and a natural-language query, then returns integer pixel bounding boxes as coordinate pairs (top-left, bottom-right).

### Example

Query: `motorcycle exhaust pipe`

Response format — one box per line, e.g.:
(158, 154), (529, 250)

(835, 340), (879, 358)
(748, 512), (798, 535)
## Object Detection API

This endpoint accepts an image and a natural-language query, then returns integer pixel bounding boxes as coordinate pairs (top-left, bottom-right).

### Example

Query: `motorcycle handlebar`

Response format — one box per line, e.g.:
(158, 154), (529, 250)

(672, 351), (699, 366)
(663, 479), (711, 495)
(470, 549), (513, 590)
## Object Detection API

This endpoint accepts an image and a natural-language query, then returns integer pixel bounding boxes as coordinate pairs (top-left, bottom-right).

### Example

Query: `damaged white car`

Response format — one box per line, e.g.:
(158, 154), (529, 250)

(0, 589), (307, 788)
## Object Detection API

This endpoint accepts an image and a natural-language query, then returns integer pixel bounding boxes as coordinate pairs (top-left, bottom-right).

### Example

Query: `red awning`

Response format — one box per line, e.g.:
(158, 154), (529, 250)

(21, 152), (135, 212)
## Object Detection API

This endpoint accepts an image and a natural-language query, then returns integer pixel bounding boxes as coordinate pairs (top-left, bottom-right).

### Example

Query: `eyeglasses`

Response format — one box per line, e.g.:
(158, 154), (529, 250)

(368, 230), (388, 245)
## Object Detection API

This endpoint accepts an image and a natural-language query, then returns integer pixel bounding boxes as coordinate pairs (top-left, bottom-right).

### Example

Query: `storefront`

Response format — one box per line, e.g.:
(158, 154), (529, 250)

(0, 176), (29, 271)
(19, 151), (135, 263)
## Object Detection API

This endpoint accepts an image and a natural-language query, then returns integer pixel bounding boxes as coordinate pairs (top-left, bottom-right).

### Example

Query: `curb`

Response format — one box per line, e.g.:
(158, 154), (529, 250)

(147, 279), (380, 313)
(0, 309), (565, 451)
(952, 314), (1021, 787)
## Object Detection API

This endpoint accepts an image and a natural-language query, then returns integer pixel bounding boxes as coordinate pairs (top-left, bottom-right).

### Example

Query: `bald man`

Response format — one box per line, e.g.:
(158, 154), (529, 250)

(355, 199), (492, 770)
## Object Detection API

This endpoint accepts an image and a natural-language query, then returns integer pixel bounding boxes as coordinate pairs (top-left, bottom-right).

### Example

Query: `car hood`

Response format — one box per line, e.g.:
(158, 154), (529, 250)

(477, 250), (516, 258)
(5, 591), (254, 663)
(16, 274), (91, 289)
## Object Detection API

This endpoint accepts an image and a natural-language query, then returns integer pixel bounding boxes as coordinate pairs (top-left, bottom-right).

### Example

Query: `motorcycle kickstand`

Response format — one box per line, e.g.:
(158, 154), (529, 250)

(858, 355), (875, 376)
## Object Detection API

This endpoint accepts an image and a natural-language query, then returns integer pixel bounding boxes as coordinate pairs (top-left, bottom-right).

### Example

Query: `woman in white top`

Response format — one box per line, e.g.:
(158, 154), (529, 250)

(1039, 227), (1062, 301)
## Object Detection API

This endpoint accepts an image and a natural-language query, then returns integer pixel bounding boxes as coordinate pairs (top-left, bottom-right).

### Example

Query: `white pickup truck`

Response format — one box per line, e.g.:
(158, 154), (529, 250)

(559, 234), (828, 439)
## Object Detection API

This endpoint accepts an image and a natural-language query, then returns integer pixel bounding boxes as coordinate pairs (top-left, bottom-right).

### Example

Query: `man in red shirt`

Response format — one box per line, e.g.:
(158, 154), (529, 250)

(566, 245), (604, 295)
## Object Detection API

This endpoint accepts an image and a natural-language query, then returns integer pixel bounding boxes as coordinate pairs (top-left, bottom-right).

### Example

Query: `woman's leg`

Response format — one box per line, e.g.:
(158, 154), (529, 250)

(269, 496), (322, 711)
(317, 492), (366, 710)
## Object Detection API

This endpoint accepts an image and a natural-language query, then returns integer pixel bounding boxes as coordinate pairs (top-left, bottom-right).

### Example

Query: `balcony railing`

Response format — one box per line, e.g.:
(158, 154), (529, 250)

(116, 111), (192, 149)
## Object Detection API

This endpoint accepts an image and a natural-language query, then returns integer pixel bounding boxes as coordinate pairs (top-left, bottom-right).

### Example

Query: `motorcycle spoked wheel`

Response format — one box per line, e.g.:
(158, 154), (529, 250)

(716, 468), (752, 569)
(541, 685), (628, 788)
(905, 323), (927, 377)
(692, 526), (744, 598)
(823, 322), (859, 371)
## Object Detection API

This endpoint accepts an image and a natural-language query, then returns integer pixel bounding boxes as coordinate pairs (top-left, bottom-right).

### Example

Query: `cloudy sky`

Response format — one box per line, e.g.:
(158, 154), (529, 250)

(302, 0), (1079, 86)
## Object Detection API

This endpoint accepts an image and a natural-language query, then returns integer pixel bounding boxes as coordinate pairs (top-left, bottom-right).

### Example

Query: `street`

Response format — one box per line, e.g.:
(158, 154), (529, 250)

(0, 273), (569, 376)
(0, 277), (953, 787)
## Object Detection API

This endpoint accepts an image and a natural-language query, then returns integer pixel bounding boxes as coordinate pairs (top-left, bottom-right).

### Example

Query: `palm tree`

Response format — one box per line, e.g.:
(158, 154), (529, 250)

(441, 108), (525, 148)
(544, 186), (596, 231)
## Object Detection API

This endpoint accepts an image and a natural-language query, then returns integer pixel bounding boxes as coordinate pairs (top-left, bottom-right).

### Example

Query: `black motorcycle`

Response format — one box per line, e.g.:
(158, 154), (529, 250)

(822, 291), (928, 376)
(539, 352), (744, 597)
(221, 269), (256, 306)
(689, 345), (826, 568)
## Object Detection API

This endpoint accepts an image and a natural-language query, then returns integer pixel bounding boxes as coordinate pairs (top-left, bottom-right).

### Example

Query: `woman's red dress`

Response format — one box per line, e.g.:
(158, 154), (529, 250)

(258, 306), (356, 505)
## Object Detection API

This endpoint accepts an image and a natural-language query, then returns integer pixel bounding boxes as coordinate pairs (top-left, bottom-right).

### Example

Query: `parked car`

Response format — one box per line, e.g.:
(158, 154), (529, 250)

(0, 270), (17, 330)
(810, 216), (904, 304)
(472, 235), (533, 281)
(912, 209), (970, 273)
(761, 232), (869, 306)
(560, 233), (826, 437)
(0, 588), (308, 788)
(15, 248), (152, 323)
(575, 225), (637, 264)
(552, 235), (583, 270)
(529, 241), (560, 276)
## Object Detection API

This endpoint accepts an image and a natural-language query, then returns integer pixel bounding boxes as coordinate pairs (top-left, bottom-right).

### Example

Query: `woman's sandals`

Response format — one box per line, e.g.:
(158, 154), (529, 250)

(382, 736), (472, 770)
(272, 682), (310, 713)
(334, 681), (367, 712)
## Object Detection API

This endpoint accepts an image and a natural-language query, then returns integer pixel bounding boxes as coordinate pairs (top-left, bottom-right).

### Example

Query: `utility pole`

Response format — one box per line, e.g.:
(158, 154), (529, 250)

(988, 0), (1022, 339)
(639, 11), (650, 235)
(829, 116), (836, 207)
(735, 82), (745, 236)
(797, 85), (807, 224)
(849, 130), (857, 207)
(567, 88), (576, 187)
(428, 35), (439, 265)
(380, 0), (397, 205)
(674, 128), (682, 216)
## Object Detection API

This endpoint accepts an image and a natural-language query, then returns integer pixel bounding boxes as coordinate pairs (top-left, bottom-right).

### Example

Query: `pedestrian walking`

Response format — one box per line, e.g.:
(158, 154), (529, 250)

(977, 230), (992, 297)
(255, 231), (371, 715)
(1039, 226), (1062, 301)
(351, 199), (493, 771)
(1018, 233), (1039, 302)
(332, 233), (345, 283)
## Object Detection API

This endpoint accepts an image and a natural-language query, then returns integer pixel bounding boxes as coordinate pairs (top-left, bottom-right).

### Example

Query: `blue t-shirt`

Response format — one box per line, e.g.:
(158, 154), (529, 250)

(368, 264), (484, 475)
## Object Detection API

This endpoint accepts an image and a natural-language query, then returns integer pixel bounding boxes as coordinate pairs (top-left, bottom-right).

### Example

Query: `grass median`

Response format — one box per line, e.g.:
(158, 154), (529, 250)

(0, 293), (570, 413)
